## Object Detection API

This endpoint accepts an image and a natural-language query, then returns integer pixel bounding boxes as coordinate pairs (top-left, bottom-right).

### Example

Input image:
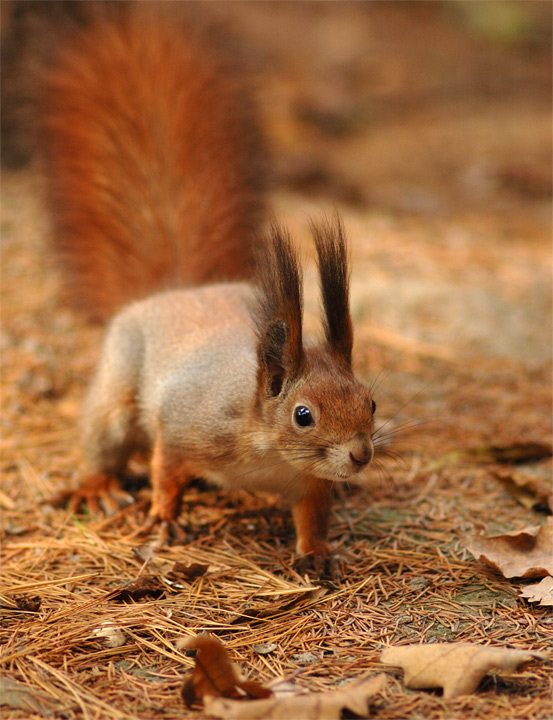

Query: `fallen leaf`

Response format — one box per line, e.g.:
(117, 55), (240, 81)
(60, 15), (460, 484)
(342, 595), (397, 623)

(0, 594), (42, 612)
(0, 677), (57, 716)
(487, 442), (552, 465)
(109, 574), (165, 603)
(132, 544), (158, 563)
(381, 643), (547, 699)
(496, 161), (553, 198)
(519, 576), (553, 606)
(493, 466), (552, 513)
(132, 544), (162, 574)
(426, 441), (552, 472)
(3, 523), (29, 535)
(179, 635), (272, 706)
(291, 651), (319, 664)
(252, 643), (277, 655)
(464, 517), (553, 579)
(15, 595), (42, 612)
(165, 561), (209, 585)
(231, 587), (327, 624)
(203, 673), (387, 720)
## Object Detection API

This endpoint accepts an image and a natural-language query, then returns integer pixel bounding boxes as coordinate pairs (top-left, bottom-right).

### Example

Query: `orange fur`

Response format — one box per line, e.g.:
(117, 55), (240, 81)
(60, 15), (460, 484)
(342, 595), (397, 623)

(38, 4), (265, 320)
(150, 434), (196, 524)
(292, 477), (333, 558)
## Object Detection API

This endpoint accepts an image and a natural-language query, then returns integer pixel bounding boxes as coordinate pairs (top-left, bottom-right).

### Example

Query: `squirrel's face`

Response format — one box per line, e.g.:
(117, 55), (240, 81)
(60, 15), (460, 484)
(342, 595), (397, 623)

(285, 390), (375, 482)
(265, 350), (377, 482)
(254, 216), (379, 482)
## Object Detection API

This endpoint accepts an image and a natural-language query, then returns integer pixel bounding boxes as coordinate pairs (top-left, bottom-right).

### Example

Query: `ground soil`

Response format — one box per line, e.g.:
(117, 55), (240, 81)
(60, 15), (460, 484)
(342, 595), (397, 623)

(1, 3), (552, 720)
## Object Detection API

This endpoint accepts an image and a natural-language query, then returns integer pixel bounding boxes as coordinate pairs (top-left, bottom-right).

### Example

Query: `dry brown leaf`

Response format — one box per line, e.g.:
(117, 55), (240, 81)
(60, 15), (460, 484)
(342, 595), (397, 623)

(0, 594), (42, 612)
(165, 561), (209, 584)
(0, 593), (42, 612)
(132, 544), (162, 573)
(426, 441), (553, 473)
(519, 576), (553, 606)
(203, 673), (387, 720)
(493, 466), (552, 512)
(14, 594), (42, 612)
(464, 517), (553, 579)
(0, 677), (58, 716)
(381, 643), (547, 699)
(231, 587), (327, 624)
(487, 442), (552, 464)
(108, 574), (165, 603)
(179, 635), (272, 707)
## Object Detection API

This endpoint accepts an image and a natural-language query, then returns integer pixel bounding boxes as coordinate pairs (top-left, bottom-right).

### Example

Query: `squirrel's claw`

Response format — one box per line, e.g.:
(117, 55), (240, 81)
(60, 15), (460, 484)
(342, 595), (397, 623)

(158, 519), (188, 545)
(52, 473), (134, 517)
(295, 548), (339, 581)
(133, 514), (188, 546)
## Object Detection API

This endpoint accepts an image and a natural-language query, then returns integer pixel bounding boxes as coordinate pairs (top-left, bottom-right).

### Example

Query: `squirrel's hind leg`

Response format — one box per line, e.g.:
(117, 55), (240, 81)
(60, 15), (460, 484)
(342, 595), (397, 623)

(55, 363), (143, 516)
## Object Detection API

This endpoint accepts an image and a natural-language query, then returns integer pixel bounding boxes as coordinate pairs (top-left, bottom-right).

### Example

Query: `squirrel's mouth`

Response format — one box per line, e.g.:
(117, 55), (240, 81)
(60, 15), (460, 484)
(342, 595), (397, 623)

(327, 469), (356, 482)
(332, 460), (373, 481)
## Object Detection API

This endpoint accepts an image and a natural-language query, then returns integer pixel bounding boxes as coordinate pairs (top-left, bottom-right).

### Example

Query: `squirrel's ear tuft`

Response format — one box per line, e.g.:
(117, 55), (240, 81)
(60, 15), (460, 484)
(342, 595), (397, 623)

(311, 215), (353, 370)
(253, 223), (303, 396)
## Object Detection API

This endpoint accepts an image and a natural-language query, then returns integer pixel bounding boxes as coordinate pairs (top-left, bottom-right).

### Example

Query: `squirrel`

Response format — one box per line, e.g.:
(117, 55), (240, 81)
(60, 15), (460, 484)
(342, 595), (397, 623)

(36, 4), (378, 569)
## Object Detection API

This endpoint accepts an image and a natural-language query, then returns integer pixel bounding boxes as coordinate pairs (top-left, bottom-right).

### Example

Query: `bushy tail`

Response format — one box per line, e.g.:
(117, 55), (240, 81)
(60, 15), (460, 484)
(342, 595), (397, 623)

(37, 3), (266, 321)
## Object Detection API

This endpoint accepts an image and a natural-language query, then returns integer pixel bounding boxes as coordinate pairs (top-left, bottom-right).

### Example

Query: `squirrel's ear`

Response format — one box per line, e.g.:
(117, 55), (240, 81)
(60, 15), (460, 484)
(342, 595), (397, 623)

(258, 320), (290, 397)
(311, 215), (353, 370)
(253, 224), (304, 397)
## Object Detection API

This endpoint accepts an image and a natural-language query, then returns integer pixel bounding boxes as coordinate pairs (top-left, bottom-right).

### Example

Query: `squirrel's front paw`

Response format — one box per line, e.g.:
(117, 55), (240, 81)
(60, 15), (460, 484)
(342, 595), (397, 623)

(294, 542), (340, 581)
(295, 552), (340, 581)
(134, 515), (188, 546)
(52, 473), (134, 516)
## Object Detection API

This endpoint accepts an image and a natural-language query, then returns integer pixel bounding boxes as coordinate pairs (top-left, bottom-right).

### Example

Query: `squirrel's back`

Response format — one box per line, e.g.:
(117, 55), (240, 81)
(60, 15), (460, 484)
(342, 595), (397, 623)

(38, 4), (266, 321)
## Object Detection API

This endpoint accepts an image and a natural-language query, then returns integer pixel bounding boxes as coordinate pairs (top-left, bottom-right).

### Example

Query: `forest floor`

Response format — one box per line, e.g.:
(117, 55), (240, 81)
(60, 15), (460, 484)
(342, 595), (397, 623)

(1, 3), (552, 720)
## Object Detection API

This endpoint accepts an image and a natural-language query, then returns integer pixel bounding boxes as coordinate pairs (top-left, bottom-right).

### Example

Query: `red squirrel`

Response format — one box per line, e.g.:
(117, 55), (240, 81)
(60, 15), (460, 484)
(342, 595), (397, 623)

(38, 5), (377, 568)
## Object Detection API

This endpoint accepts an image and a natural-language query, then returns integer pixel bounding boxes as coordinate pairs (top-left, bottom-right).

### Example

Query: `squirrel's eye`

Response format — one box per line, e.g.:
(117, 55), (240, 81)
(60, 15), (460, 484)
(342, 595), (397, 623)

(371, 399), (377, 414)
(294, 405), (314, 428)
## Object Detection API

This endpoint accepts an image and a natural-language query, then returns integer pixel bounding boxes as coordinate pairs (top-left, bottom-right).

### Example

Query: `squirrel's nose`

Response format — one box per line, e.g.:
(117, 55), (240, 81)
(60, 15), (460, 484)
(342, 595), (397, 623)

(349, 446), (373, 468)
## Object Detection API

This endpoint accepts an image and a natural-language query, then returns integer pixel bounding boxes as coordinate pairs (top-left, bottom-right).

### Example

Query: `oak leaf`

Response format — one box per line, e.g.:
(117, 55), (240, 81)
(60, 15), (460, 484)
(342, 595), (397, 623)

(519, 576), (553, 606)
(464, 517), (553, 579)
(179, 635), (271, 706)
(381, 643), (547, 699)
(203, 674), (387, 720)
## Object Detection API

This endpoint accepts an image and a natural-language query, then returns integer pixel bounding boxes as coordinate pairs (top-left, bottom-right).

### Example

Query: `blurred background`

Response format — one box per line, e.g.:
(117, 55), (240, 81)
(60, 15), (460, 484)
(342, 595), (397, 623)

(3, 1), (551, 217)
